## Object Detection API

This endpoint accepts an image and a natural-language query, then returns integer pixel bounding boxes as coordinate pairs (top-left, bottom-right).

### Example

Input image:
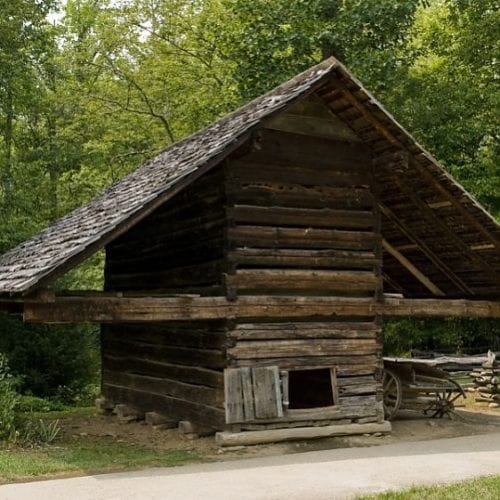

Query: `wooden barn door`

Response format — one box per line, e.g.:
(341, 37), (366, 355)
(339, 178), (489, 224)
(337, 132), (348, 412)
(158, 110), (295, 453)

(224, 367), (283, 424)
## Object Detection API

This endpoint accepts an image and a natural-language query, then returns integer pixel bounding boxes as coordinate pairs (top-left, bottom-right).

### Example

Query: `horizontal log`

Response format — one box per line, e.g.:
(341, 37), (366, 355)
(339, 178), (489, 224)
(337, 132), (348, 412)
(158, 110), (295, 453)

(103, 385), (225, 429)
(338, 383), (379, 396)
(225, 269), (378, 293)
(105, 324), (228, 350)
(243, 402), (381, 425)
(215, 421), (391, 446)
(238, 128), (370, 170)
(103, 338), (226, 369)
(229, 355), (378, 369)
(264, 110), (361, 143)
(228, 225), (377, 250)
(231, 161), (368, 187)
(229, 322), (378, 340)
(383, 297), (500, 318)
(339, 394), (378, 406)
(230, 181), (373, 210)
(228, 248), (377, 270)
(107, 259), (224, 289)
(230, 206), (374, 230)
(22, 295), (500, 323)
(234, 321), (378, 331)
(107, 237), (224, 273)
(103, 369), (223, 407)
(109, 217), (225, 254)
(228, 339), (378, 359)
(103, 355), (223, 388)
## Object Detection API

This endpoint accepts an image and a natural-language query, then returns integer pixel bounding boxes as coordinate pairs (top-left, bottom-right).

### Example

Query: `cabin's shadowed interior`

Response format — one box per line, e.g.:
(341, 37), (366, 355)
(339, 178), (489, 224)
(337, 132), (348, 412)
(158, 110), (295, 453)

(288, 369), (335, 409)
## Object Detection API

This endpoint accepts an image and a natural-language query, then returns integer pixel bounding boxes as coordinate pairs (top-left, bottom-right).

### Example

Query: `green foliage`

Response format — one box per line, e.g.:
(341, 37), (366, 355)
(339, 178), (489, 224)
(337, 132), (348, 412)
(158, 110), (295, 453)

(384, 0), (500, 217)
(17, 418), (61, 447)
(384, 317), (500, 356)
(16, 395), (66, 413)
(0, 314), (99, 401)
(0, 354), (19, 442)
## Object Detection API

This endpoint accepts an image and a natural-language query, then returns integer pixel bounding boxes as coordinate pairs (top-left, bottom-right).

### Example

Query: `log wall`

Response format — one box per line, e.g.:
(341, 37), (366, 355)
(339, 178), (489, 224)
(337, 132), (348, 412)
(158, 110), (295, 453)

(101, 113), (386, 430)
(102, 168), (227, 429)
(101, 321), (226, 429)
(224, 126), (384, 427)
(105, 166), (225, 294)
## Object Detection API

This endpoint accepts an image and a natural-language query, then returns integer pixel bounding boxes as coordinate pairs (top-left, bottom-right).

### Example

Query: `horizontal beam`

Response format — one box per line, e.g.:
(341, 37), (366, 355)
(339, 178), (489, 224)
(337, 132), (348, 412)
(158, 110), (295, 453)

(22, 295), (500, 323)
(382, 297), (500, 318)
(215, 421), (391, 446)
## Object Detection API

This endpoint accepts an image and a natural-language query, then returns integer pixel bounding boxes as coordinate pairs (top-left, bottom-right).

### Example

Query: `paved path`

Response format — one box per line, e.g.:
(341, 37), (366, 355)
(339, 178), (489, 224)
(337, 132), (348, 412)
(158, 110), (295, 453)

(2, 433), (500, 500)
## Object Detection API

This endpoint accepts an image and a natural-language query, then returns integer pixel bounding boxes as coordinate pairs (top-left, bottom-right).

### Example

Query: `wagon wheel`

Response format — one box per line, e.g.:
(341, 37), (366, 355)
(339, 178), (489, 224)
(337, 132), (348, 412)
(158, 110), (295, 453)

(424, 380), (466, 419)
(382, 369), (402, 420)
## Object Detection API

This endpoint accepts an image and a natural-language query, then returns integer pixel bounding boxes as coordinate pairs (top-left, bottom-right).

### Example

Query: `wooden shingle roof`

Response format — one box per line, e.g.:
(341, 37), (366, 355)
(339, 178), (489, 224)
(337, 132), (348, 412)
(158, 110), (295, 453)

(0, 57), (499, 297)
(0, 60), (334, 295)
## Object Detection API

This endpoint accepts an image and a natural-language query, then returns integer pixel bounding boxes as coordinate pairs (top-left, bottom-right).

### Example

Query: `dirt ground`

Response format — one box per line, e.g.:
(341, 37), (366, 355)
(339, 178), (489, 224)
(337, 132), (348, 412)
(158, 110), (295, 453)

(59, 403), (500, 461)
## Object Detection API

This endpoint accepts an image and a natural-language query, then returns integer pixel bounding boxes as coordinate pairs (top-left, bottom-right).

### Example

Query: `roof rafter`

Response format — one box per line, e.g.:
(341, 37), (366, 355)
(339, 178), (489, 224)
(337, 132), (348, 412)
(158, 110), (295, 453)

(382, 240), (445, 296)
(395, 176), (500, 285)
(379, 203), (473, 295)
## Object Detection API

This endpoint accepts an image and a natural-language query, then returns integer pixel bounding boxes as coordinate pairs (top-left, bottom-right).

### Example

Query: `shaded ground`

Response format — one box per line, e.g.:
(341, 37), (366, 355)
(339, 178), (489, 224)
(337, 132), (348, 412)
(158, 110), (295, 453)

(58, 405), (500, 459)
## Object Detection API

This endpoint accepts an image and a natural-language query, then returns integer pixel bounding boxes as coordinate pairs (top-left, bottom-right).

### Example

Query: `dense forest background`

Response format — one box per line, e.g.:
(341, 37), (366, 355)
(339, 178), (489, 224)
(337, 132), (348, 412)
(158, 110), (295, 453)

(0, 0), (498, 402)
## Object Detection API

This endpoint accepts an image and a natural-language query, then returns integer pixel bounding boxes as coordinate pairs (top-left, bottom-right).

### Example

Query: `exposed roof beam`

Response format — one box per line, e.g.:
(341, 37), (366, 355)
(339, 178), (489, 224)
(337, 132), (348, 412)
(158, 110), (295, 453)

(379, 203), (472, 295)
(427, 201), (452, 209)
(395, 177), (500, 285)
(414, 158), (500, 252)
(326, 77), (500, 254)
(383, 240), (445, 296)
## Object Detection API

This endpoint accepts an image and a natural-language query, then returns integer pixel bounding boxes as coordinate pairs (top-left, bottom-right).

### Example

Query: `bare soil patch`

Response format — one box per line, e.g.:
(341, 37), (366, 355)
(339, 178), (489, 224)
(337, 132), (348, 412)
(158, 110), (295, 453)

(59, 405), (500, 461)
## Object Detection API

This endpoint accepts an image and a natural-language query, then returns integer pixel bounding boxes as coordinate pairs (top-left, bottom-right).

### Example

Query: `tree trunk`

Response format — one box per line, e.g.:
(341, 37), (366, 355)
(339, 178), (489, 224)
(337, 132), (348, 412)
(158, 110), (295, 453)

(2, 87), (14, 202)
(47, 115), (58, 222)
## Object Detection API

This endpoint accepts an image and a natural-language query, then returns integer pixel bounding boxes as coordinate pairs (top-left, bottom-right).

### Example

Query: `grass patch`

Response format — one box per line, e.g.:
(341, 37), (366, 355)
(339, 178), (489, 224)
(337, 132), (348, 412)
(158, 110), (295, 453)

(0, 442), (204, 484)
(359, 475), (500, 499)
(31, 406), (96, 420)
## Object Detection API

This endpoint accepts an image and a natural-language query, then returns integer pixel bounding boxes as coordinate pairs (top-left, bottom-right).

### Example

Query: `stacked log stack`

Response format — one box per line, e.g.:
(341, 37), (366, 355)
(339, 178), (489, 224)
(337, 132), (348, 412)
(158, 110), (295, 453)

(469, 351), (499, 408)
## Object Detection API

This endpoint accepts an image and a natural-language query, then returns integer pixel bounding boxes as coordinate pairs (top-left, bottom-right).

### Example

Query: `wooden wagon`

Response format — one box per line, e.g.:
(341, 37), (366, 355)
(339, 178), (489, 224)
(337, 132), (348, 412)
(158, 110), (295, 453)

(383, 358), (466, 420)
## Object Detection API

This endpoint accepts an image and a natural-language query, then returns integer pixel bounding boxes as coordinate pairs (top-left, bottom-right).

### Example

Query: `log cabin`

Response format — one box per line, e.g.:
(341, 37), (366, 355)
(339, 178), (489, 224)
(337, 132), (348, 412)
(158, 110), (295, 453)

(1, 57), (499, 445)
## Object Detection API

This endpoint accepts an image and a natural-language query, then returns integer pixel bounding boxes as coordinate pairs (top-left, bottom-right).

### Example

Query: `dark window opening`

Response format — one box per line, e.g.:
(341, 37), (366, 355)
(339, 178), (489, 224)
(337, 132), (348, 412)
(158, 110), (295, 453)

(288, 368), (335, 409)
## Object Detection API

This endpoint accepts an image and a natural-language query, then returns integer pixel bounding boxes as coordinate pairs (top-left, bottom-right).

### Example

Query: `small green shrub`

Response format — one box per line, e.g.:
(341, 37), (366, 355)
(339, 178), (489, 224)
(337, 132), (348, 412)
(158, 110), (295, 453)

(0, 353), (20, 442)
(0, 314), (100, 401)
(16, 395), (66, 413)
(18, 418), (61, 447)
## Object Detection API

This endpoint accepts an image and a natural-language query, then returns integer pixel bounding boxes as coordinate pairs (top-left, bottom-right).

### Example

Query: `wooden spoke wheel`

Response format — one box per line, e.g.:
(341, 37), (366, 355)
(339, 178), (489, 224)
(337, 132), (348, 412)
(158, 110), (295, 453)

(382, 369), (402, 421)
(424, 380), (466, 419)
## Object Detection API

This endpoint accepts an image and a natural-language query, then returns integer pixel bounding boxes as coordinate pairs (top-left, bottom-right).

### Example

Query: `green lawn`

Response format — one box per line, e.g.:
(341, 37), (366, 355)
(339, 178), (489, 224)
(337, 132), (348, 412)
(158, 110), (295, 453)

(0, 442), (204, 484)
(359, 475), (500, 499)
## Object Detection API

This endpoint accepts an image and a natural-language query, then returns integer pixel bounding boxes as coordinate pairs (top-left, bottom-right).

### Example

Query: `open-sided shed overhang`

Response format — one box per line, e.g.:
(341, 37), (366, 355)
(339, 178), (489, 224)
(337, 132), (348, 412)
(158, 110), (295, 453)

(1, 57), (500, 320)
